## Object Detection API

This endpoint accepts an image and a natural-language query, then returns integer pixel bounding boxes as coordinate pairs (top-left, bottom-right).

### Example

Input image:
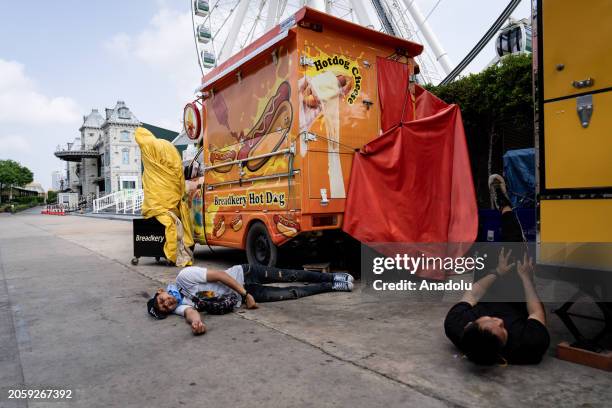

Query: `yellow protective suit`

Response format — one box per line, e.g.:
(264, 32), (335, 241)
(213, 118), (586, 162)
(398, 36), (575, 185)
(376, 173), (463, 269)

(135, 127), (194, 266)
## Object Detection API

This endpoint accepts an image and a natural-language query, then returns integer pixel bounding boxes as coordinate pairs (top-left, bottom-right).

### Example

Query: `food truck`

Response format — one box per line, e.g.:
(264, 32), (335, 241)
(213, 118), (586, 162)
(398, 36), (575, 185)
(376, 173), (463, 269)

(182, 7), (422, 266)
(534, 0), (612, 368)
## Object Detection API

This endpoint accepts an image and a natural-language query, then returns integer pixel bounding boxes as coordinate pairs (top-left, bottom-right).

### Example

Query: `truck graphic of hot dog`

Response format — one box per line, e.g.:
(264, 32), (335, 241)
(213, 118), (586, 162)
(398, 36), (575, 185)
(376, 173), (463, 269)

(184, 7), (423, 266)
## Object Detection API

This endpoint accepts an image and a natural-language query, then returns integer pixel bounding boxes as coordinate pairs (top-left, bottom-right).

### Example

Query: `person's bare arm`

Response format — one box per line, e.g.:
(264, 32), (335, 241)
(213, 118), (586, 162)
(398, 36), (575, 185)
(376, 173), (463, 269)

(184, 307), (207, 335)
(461, 248), (515, 306)
(206, 270), (258, 309)
(517, 253), (546, 325)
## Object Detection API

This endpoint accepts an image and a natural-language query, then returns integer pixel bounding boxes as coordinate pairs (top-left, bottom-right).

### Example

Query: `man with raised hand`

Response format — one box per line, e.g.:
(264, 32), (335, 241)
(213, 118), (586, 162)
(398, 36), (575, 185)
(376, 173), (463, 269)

(444, 174), (549, 365)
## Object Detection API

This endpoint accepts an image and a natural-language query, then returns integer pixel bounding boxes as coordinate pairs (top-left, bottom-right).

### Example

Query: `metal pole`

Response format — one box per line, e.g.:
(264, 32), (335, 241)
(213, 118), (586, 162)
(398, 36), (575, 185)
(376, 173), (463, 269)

(306, 0), (325, 11)
(370, 0), (396, 35)
(265, 0), (279, 29)
(439, 0), (521, 85)
(219, 0), (252, 62)
(350, 0), (373, 26)
(401, 0), (452, 74)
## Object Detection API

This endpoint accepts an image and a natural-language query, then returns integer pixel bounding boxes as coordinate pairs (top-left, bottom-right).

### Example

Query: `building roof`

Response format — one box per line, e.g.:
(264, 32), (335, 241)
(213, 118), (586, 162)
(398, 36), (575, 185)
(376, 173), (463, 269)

(25, 182), (45, 194)
(141, 123), (187, 155)
(141, 123), (179, 143)
(80, 109), (105, 130)
(172, 131), (192, 146)
(103, 101), (140, 126)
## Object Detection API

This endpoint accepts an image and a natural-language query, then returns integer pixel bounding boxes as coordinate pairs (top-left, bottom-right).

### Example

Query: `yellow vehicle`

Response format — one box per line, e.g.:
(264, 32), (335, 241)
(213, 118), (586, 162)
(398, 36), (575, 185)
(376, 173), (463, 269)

(535, 0), (612, 365)
(536, 0), (612, 270)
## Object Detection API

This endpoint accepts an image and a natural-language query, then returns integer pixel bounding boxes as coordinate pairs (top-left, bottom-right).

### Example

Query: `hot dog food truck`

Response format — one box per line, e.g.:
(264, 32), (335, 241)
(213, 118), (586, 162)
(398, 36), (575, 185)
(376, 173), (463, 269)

(182, 7), (424, 266)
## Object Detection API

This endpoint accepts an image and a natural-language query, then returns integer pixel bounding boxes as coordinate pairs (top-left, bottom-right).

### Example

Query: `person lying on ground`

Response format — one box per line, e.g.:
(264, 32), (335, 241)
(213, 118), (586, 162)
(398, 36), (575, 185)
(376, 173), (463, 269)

(147, 264), (354, 335)
(444, 174), (549, 365)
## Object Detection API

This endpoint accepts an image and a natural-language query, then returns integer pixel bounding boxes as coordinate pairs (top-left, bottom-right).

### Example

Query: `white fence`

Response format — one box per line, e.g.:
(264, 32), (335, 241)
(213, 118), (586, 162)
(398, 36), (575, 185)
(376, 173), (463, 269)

(93, 189), (144, 214)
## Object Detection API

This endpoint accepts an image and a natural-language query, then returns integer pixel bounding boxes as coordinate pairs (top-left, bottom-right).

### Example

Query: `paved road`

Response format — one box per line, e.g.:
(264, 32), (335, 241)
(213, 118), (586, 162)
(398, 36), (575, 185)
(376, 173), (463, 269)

(1, 211), (610, 408)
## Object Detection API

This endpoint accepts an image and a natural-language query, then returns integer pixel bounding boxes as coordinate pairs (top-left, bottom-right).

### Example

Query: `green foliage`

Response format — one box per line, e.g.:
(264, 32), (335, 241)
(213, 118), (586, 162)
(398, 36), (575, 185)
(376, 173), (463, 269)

(425, 54), (534, 207)
(0, 201), (40, 213)
(0, 159), (34, 188)
(47, 190), (58, 203)
(425, 53), (533, 132)
(12, 195), (44, 205)
(0, 159), (34, 203)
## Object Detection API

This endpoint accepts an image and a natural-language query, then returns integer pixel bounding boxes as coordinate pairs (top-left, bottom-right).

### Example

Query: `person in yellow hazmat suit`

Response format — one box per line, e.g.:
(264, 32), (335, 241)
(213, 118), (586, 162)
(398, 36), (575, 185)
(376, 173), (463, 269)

(135, 127), (194, 266)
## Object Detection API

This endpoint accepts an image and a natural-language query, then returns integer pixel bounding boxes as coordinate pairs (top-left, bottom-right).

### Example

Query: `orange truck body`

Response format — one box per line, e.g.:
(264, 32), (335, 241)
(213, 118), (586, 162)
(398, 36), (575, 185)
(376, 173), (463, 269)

(184, 7), (422, 257)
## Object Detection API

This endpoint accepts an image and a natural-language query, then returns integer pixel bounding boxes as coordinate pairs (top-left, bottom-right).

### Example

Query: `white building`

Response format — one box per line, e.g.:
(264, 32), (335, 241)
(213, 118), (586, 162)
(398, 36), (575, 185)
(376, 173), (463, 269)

(55, 101), (141, 199)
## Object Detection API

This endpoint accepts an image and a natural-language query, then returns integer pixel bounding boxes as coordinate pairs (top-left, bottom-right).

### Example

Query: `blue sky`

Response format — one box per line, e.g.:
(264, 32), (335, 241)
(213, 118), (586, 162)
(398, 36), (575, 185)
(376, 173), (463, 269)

(0, 0), (530, 189)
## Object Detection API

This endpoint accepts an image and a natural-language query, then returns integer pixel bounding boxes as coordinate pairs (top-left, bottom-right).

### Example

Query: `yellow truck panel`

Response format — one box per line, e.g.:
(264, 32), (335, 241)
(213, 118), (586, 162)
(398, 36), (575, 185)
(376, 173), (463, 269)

(537, 0), (612, 272)
(543, 91), (612, 189)
(540, 200), (612, 271)
(542, 0), (612, 101)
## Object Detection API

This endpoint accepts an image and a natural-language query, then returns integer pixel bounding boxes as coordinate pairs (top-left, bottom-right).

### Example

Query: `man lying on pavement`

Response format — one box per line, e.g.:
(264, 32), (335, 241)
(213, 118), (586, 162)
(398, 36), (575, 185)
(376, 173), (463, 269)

(147, 264), (354, 335)
(444, 174), (550, 365)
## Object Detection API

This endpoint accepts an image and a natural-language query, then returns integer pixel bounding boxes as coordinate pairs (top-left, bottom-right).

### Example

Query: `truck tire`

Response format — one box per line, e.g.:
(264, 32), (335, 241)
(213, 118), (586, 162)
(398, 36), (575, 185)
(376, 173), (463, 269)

(246, 222), (278, 267)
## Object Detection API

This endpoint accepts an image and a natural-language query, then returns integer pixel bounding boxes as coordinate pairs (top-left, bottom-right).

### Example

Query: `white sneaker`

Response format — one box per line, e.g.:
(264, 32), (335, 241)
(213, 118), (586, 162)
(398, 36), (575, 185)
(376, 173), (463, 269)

(332, 280), (353, 292)
(332, 273), (354, 284)
(488, 174), (512, 211)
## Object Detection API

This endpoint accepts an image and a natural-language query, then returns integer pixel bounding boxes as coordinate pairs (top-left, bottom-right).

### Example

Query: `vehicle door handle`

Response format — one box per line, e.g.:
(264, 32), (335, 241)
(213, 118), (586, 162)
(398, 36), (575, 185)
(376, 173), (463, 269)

(572, 78), (594, 89)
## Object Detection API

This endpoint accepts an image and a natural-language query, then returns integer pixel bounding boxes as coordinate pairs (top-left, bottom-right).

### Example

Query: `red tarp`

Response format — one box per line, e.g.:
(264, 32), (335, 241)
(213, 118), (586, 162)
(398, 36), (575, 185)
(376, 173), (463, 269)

(342, 58), (478, 278)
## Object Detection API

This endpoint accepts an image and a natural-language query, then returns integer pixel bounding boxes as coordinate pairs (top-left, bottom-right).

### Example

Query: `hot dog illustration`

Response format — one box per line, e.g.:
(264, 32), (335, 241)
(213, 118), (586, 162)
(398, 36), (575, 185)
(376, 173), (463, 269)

(229, 215), (243, 232)
(212, 215), (226, 238)
(273, 214), (300, 238)
(235, 81), (293, 172)
(209, 149), (237, 173)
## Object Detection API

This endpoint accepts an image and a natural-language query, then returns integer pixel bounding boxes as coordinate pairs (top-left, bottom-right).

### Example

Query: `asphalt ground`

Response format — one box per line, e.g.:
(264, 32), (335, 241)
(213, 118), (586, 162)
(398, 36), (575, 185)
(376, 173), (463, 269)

(0, 209), (610, 408)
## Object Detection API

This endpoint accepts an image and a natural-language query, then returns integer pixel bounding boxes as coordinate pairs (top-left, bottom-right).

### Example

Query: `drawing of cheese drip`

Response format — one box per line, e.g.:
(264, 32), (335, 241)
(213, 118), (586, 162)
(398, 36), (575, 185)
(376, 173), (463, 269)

(310, 71), (346, 198)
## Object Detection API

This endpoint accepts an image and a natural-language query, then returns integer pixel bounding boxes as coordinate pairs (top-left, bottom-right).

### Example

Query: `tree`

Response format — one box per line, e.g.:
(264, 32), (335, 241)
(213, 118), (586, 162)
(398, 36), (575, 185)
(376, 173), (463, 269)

(425, 54), (534, 207)
(0, 160), (34, 203)
(47, 190), (58, 204)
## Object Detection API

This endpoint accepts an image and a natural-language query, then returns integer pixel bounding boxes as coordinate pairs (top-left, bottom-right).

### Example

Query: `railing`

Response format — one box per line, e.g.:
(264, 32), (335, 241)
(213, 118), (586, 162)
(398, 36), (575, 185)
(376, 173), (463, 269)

(93, 190), (121, 213)
(131, 190), (144, 214)
(121, 189), (144, 214)
(93, 189), (143, 214)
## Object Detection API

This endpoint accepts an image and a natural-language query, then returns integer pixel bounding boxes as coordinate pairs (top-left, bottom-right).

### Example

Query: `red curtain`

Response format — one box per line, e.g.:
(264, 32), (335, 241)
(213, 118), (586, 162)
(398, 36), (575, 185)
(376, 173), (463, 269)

(342, 58), (478, 279)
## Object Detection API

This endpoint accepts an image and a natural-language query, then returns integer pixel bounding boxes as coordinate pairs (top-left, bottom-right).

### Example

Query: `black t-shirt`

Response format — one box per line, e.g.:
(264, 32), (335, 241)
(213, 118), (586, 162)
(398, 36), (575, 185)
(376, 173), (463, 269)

(444, 301), (550, 364)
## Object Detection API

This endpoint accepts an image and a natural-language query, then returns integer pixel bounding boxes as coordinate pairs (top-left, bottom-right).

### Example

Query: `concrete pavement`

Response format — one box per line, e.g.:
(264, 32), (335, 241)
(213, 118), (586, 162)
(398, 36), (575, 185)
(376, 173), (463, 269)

(0, 211), (610, 407)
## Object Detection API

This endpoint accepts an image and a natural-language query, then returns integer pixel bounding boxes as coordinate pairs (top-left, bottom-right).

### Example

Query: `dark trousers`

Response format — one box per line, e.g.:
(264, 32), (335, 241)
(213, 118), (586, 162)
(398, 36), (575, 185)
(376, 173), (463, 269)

(500, 211), (526, 243)
(241, 264), (334, 302)
(478, 211), (528, 304)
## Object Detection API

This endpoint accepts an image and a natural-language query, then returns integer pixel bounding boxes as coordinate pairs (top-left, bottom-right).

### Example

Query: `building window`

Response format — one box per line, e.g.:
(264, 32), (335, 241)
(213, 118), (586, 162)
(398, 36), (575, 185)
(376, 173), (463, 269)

(122, 148), (130, 165)
(122, 180), (136, 190)
(120, 130), (130, 141)
(105, 149), (110, 166)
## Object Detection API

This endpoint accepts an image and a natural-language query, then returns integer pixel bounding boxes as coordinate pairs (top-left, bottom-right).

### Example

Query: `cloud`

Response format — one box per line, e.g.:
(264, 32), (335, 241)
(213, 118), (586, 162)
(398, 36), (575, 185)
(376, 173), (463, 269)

(105, 8), (200, 91)
(0, 134), (30, 154)
(104, 7), (202, 129)
(0, 59), (80, 125)
(103, 33), (131, 58)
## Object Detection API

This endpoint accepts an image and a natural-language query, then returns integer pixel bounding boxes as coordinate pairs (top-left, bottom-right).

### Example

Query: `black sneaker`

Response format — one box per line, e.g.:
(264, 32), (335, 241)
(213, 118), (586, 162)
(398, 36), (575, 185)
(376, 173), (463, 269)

(488, 174), (512, 211)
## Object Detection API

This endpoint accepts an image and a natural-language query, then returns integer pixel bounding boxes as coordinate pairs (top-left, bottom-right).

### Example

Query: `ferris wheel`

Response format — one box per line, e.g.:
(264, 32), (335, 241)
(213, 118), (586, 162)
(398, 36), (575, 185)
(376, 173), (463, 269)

(190, 0), (454, 84)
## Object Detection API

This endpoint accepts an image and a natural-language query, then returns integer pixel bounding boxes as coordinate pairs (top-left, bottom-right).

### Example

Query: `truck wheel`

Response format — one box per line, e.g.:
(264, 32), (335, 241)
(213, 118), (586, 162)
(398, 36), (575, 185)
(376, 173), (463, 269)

(246, 222), (278, 267)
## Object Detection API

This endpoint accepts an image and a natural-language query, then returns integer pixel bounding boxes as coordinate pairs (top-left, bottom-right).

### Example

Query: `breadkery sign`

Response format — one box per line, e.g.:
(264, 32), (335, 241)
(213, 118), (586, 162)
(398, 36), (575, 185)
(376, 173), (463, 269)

(213, 192), (287, 208)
